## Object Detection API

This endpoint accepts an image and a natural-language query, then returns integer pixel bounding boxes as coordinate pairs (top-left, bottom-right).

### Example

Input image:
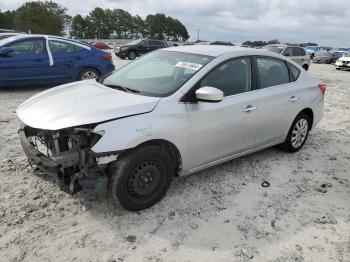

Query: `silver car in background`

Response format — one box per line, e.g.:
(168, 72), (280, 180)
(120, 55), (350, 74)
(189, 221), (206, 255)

(262, 44), (311, 71)
(313, 51), (343, 64)
(17, 46), (325, 211)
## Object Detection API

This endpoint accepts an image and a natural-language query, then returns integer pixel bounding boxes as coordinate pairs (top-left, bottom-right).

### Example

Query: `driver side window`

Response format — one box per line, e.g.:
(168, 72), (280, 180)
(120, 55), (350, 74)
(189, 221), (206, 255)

(8, 39), (45, 55)
(199, 58), (252, 97)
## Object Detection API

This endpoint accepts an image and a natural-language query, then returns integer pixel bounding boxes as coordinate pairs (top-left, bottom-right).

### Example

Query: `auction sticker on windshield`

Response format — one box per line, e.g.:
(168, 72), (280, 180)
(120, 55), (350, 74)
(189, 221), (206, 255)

(175, 61), (203, 71)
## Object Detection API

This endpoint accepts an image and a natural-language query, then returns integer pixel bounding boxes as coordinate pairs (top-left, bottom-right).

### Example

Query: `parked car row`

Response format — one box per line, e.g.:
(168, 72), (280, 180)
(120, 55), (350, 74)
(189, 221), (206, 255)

(313, 51), (344, 64)
(0, 34), (115, 87)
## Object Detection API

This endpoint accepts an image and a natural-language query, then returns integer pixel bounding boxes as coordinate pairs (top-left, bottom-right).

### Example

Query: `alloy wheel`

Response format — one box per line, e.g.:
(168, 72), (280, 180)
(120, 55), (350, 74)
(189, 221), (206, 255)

(291, 118), (308, 148)
(81, 71), (98, 80)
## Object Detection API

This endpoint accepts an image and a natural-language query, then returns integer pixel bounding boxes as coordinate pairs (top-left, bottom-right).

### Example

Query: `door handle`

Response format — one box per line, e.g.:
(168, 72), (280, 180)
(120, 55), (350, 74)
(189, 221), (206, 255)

(242, 105), (257, 113)
(289, 96), (299, 102)
(34, 58), (43, 62)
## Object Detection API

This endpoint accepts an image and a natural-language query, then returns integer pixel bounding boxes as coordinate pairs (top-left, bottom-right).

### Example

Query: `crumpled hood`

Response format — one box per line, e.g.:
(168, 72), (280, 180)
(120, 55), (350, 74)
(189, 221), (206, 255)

(17, 80), (160, 130)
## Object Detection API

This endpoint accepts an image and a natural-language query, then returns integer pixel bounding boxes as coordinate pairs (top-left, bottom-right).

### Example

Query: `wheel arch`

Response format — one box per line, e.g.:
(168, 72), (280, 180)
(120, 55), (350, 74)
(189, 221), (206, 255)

(129, 139), (182, 177)
(298, 108), (314, 130)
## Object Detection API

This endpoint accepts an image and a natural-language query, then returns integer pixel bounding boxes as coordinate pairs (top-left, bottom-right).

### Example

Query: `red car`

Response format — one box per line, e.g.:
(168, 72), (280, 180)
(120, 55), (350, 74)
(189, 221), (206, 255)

(93, 42), (111, 50)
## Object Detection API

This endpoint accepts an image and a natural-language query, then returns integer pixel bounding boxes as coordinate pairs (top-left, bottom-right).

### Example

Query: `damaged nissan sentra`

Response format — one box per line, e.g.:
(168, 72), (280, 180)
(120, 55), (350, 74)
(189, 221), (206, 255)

(17, 45), (324, 211)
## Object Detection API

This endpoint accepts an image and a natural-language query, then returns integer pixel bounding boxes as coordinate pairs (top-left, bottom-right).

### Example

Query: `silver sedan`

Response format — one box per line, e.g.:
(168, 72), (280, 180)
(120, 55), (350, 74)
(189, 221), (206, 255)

(17, 45), (325, 210)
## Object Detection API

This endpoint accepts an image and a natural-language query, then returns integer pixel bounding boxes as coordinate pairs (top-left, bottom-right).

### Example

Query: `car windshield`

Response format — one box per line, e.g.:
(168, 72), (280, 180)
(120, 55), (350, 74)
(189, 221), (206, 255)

(103, 50), (213, 97)
(126, 39), (143, 46)
(262, 46), (284, 54)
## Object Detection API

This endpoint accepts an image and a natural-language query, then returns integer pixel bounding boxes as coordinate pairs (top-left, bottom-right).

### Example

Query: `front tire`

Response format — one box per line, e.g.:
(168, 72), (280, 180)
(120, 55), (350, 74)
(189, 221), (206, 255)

(108, 145), (174, 211)
(282, 113), (310, 152)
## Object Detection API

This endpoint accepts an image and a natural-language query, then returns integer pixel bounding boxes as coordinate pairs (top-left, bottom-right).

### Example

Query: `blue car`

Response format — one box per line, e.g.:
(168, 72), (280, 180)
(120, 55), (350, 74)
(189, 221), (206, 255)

(0, 35), (115, 87)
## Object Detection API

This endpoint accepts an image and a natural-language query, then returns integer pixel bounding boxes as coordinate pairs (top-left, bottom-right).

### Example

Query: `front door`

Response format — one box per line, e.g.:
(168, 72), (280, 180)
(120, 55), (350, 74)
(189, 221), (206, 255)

(187, 57), (259, 169)
(0, 37), (50, 86)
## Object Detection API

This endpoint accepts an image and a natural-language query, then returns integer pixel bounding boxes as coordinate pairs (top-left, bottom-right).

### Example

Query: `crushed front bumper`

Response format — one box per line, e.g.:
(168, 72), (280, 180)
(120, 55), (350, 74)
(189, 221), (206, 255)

(19, 124), (79, 176)
(18, 124), (108, 200)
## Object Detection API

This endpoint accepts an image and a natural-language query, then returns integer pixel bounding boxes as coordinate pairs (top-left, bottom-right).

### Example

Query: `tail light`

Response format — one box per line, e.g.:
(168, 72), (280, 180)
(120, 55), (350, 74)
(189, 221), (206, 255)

(318, 83), (326, 95)
(100, 53), (112, 61)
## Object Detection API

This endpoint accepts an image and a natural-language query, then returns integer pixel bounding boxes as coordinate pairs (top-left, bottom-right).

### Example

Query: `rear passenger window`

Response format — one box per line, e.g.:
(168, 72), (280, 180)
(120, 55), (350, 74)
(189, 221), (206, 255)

(49, 40), (77, 53)
(289, 63), (301, 80)
(257, 58), (290, 88)
(200, 58), (252, 96)
(292, 47), (306, 56)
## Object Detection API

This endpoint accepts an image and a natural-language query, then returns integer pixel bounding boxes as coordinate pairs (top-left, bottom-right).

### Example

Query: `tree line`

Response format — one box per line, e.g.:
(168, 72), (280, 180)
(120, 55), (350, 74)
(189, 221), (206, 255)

(242, 39), (319, 47)
(242, 39), (280, 47)
(70, 9), (189, 41)
(0, 1), (189, 41)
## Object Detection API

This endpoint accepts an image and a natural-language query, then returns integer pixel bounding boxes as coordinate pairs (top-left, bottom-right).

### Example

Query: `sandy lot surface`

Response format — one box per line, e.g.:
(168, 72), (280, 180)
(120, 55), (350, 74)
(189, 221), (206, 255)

(0, 60), (349, 262)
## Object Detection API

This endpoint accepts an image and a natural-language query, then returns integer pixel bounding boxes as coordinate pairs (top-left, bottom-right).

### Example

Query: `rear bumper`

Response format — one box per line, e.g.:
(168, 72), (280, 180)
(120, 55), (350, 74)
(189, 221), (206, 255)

(101, 63), (115, 76)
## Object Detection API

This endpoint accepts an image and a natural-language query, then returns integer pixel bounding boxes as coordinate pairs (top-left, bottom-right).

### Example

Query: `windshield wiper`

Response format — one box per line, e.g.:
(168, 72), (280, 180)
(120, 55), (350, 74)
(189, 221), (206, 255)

(104, 84), (140, 93)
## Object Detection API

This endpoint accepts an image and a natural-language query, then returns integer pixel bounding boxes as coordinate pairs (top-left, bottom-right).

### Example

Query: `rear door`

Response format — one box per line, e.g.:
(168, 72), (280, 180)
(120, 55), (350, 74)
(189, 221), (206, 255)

(253, 57), (301, 146)
(47, 40), (84, 83)
(0, 37), (50, 85)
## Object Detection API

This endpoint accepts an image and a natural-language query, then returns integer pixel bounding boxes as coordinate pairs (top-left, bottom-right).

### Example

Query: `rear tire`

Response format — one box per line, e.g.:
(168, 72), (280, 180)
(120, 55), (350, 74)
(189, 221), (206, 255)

(108, 145), (174, 211)
(78, 68), (100, 80)
(128, 51), (136, 60)
(281, 113), (310, 152)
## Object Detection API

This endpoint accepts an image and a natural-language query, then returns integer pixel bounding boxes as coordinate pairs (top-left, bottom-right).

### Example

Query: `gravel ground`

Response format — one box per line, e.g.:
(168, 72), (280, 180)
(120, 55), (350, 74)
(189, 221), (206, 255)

(0, 60), (349, 262)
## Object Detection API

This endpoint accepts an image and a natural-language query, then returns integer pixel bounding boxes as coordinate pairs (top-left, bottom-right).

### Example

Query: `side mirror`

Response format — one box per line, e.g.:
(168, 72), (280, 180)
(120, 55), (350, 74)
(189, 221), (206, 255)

(0, 47), (14, 56)
(195, 86), (223, 102)
(139, 44), (143, 48)
(284, 53), (290, 57)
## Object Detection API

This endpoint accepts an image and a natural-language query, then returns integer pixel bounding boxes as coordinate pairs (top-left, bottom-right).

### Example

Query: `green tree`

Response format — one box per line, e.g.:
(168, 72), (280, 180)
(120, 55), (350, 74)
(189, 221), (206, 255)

(70, 14), (86, 38)
(13, 1), (67, 35)
(0, 10), (16, 29)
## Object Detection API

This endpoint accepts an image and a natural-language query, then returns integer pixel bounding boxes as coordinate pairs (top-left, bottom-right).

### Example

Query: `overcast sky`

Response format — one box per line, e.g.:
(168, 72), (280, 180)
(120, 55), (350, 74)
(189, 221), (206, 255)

(1, 0), (349, 47)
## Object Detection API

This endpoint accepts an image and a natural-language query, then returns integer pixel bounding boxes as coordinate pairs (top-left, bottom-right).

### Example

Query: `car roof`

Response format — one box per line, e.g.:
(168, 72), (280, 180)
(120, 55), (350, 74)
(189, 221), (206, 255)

(0, 32), (21, 36)
(2, 34), (87, 43)
(164, 45), (285, 58)
(265, 44), (304, 48)
(0, 34), (92, 48)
